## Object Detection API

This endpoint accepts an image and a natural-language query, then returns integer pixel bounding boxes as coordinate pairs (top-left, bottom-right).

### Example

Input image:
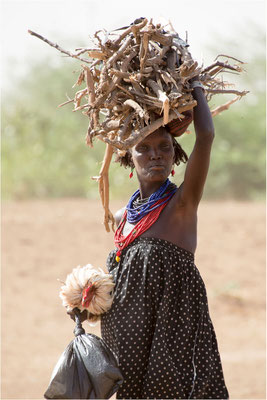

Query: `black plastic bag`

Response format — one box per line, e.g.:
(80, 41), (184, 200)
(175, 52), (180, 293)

(44, 310), (123, 399)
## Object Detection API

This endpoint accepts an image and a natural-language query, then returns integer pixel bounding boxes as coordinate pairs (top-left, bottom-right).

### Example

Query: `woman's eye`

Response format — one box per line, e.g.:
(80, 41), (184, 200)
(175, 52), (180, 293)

(161, 144), (171, 150)
(137, 145), (148, 152)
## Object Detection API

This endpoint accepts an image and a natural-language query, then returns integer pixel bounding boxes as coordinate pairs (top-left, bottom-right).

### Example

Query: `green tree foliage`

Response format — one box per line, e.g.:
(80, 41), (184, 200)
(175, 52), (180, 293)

(2, 27), (265, 200)
(2, 57), (102, 199)
(203, 24), (266, 200)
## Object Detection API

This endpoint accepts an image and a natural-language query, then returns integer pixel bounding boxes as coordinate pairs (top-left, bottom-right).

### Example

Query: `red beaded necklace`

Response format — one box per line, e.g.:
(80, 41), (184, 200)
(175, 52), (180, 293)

(114, 198), (168, 262)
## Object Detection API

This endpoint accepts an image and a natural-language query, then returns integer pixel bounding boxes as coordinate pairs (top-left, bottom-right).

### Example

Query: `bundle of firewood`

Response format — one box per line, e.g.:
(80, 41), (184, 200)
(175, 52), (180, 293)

(28, 18), (248, 231)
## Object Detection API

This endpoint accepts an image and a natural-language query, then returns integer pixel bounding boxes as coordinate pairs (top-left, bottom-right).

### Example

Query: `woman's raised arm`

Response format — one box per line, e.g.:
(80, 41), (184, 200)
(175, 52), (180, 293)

(179, 79), (215, 207)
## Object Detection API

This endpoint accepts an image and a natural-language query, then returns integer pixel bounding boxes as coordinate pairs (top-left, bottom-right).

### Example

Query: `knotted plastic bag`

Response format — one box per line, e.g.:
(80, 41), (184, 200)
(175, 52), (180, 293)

(44, 309), (123, 399)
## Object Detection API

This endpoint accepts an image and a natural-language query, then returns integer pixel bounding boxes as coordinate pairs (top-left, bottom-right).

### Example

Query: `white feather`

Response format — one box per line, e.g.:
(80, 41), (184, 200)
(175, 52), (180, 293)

(59, 264), (115, 321)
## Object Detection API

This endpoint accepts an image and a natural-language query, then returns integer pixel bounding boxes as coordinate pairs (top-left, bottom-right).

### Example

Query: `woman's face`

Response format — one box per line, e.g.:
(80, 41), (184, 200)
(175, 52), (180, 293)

(131, 128), (175, 184)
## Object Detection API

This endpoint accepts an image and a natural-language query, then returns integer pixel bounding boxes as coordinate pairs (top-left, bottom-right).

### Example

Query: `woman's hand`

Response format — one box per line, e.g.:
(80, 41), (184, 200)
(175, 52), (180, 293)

(67, 308), (88, 323)
(188, 75), (200, 83)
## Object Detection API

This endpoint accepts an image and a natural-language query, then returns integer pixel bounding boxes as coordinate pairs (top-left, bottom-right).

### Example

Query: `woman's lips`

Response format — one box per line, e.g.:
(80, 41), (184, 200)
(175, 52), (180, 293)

(149, 164), (165, 170)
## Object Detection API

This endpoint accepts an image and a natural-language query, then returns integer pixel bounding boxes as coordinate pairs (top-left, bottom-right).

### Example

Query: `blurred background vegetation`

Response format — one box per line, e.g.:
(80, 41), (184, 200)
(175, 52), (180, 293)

(2, 25), (265, 201)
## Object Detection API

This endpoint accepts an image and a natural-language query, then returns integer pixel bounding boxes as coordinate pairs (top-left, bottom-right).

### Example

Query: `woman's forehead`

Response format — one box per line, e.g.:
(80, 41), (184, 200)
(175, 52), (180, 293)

(137, 128), (172, 145)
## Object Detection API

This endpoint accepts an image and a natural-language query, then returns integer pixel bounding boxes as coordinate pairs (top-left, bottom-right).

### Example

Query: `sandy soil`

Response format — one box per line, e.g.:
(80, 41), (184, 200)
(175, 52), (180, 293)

(1, 199), (265, 399)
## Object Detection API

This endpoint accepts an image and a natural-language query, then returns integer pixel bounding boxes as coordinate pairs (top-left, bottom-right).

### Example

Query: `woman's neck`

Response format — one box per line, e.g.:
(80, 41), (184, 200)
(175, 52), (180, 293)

(139, 180), (166, 199)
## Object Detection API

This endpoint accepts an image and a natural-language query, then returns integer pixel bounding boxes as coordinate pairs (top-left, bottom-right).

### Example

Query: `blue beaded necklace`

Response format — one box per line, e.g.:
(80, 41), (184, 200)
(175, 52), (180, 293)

(126, 178), (177, 224)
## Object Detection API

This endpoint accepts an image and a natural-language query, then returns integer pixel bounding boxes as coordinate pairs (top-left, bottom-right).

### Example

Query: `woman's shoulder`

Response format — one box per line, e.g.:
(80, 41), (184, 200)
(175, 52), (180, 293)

(114, 206), (126, 227)
(170, 182), (200, 212)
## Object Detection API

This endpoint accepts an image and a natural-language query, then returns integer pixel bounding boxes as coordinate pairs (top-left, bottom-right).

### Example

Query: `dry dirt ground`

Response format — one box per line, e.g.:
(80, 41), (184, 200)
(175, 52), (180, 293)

(1, 199), (266, 399)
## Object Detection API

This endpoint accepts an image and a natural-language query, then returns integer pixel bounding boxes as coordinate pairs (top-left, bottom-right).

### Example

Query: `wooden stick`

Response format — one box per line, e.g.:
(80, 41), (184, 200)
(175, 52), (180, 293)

(74, 88), (88, 109)
(214, 54), (246, 64)
(146, 45), (170, 65)
(116, 84), (135, 99)
(206, 89), (249, 96)
(83, 65), (95, 105)
(147, 79), (170, 124)
(58, 98), (74, 108)
(202, 61), (242, 74)
(106, 36), (133, 69)
(132, 91), (163, 108)
(177, 100), (197, 113)
(103, 119), (121, 130)
(123, 99), (147, 119)
(150, 31), (173, 46)
(94, 48), (138, 108)
(122, 111), (178, 148)
(139, 32), (149, 72)
(109, 69), (131, 79)
(211, 96), (242, 117)
(118, 112), (135, 140)
(113, 18), (148, 47)
(28, 30), (91, 64)
(98, 110), (180, 150)
(73, 103), (90, 112)
(92, 144), (115, 232)
(72, 70), (85, 88)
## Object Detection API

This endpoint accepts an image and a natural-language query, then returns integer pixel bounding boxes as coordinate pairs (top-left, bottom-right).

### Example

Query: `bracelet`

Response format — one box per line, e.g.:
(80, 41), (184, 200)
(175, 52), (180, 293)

(190, 80), (205, 92)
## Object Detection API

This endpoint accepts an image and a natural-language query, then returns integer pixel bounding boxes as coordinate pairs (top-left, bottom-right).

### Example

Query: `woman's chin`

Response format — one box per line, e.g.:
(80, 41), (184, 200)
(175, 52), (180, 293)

(147, 170), (169, 181)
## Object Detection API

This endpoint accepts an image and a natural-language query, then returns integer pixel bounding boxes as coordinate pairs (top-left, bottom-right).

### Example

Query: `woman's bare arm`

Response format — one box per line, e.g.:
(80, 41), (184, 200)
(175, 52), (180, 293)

(178, 80), (215, 207)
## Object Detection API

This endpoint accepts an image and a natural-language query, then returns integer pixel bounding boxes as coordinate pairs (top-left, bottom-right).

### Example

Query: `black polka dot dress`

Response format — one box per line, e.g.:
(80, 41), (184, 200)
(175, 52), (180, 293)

(101, 237), (229, 399)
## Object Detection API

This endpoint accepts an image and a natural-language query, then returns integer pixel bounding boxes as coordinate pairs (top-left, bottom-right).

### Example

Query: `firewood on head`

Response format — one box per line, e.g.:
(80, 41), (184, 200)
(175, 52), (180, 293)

(28, 19), (248, 232)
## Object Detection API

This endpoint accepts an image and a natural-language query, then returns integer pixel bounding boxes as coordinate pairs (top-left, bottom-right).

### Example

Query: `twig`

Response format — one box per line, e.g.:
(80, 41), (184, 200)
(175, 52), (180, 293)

(214, 54), (246, 64)
(211, 96), (242, 117)
(91, 144), (115, 232)
(58, 98), (74, 108)
(206, 89), (249, 96)
(202, 61), (242, 74)
(147, 79), (170, 124)
(28, 30), (91, 64)
(83, 65), (95, 105)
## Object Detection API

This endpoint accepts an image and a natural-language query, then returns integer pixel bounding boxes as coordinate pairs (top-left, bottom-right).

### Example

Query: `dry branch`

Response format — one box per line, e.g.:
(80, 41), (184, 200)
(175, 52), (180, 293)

(206, 89), (249, 96)
(91, 144), (115, 232)
(28, 30), (92, 64)
(211, 96), (242, 117)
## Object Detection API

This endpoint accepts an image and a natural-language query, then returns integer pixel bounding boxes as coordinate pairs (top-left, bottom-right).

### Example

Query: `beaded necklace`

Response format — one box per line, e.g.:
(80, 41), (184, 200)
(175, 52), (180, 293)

(126, 178), (176, 224)
(114, 180), (177, 262)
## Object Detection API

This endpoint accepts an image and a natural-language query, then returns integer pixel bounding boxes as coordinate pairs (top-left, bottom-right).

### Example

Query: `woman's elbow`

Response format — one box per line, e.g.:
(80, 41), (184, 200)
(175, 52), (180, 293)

(206, 120), (215, 139)
(196, 128), (215, 144)
(208, 129), (215, 141)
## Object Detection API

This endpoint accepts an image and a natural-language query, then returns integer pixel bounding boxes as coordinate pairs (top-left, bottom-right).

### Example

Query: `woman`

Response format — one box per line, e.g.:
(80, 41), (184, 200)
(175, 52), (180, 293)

(101, 78), (229, 399)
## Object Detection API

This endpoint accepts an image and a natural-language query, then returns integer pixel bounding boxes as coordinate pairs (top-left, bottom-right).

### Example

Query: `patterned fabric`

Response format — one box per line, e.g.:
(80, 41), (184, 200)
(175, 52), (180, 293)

(101, 237), (229, 399)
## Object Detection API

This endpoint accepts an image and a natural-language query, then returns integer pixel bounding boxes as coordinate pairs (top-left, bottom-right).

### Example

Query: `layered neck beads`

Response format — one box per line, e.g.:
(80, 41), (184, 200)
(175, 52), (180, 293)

(114, 179), (177, 262)
(126, 179), (177, 224)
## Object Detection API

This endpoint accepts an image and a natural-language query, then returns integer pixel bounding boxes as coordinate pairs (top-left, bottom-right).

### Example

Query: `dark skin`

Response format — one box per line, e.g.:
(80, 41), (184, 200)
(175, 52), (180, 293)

(115, 83), (214, 254)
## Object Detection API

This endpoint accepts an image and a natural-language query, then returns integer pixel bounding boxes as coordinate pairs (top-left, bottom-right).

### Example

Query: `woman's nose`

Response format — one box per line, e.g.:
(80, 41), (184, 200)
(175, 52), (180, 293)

(149, 148), (162, 159)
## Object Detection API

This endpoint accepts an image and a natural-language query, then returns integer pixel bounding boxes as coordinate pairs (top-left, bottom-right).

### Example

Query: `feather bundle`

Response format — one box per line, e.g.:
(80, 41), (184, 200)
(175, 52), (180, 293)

(59, 264), (115, 322)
